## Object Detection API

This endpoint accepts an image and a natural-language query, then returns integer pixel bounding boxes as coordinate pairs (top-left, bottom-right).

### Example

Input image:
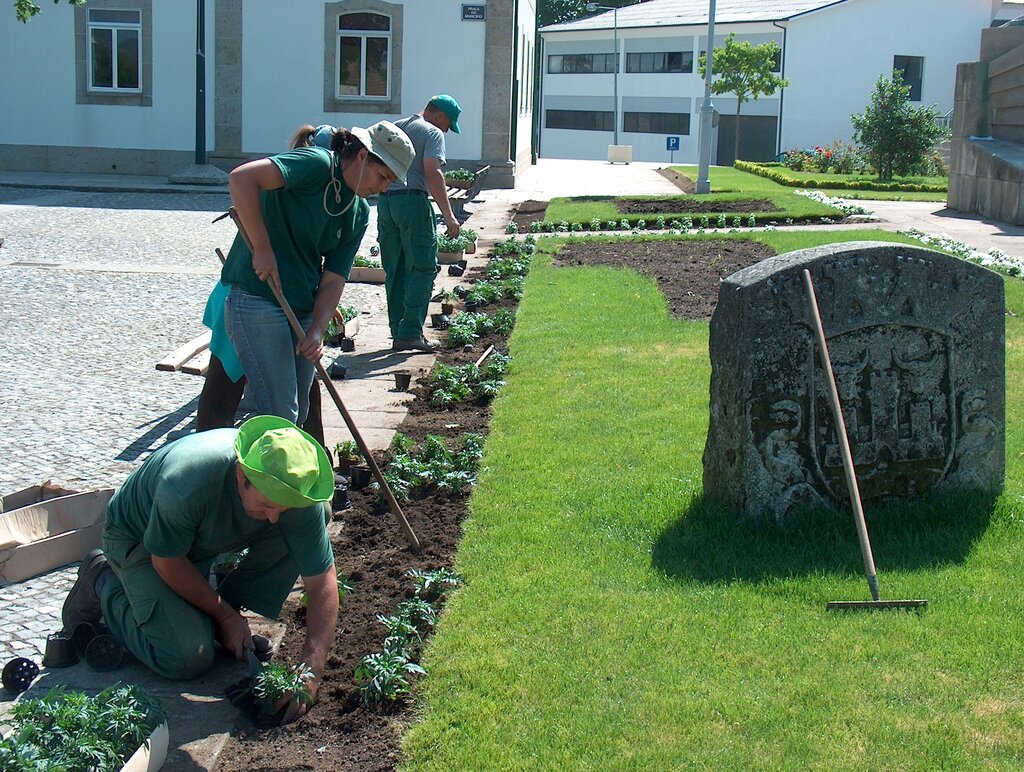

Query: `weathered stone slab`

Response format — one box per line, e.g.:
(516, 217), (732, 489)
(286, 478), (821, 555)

(703, 242), (1004, 521)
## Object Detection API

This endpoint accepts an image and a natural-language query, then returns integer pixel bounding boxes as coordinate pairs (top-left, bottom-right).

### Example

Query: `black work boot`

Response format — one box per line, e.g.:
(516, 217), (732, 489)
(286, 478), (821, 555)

(61, 549), (110, 633)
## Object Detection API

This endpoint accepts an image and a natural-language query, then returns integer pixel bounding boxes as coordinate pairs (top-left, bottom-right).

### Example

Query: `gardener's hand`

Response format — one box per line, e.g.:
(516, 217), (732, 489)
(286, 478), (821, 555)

(215, 610), (254, 661)
(297, 327), (325, 363)
(275, 675), (319, 725)
(252, 245), (281, 294)
(443, 215), (461, 240)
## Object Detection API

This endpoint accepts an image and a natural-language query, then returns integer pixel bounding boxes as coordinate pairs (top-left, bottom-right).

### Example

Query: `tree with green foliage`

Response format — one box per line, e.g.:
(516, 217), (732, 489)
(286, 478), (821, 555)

(537, 0), (643, 28)
(14, 0), (82, 22)
(699, 32), (788, 163)
(850, 71), (944, 181)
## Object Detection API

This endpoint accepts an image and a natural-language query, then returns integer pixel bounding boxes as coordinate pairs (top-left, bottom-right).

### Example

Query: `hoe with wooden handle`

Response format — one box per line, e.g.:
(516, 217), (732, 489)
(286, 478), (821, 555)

(223, 207), (420, 552)
(802, 269), (925, 612)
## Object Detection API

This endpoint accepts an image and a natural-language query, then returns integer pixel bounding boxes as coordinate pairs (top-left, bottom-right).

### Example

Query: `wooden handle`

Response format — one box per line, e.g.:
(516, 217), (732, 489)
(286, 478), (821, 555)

(227, 207), (421, 551)
(803, 269), (879, 600)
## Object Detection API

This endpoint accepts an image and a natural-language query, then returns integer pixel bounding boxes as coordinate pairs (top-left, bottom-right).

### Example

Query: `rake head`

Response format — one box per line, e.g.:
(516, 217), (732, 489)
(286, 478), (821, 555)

(826, 599), (928, 612)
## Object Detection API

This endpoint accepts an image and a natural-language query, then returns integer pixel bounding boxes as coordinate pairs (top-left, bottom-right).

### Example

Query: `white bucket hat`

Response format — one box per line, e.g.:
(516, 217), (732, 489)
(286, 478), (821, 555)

(350, 120), (415, 185)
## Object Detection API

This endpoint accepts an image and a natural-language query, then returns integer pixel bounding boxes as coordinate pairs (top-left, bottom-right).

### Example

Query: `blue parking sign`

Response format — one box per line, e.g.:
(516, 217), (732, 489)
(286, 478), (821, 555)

(666, 136), (680, 151)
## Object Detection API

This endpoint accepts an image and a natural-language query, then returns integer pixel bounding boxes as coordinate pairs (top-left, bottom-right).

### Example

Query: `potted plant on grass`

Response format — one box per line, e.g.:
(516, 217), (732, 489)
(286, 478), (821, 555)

(436, 232), (465, 264)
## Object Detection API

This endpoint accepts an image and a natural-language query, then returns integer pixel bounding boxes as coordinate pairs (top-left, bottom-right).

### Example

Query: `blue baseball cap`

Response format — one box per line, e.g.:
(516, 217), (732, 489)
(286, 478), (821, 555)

(311, 124), (335, 149)
(428, 94), (462, 134)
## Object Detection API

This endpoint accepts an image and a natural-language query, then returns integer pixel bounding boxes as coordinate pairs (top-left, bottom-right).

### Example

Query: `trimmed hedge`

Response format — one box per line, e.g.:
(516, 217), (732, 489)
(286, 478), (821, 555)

(734, 160), (947, 193)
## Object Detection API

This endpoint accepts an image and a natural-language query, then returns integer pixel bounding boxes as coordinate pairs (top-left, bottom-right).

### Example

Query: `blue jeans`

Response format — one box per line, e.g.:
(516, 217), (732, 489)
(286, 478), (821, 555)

(225, 286), (313, 425)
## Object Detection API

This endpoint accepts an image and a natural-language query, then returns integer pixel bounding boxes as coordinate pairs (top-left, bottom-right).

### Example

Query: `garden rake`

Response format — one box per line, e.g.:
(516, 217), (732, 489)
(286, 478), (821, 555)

(221, 207), (421, 552)
(802, 269), (926, 612)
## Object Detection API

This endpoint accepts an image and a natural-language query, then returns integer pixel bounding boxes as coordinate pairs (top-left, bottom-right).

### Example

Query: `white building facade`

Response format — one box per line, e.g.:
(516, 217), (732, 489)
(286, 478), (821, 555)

(539, 0), (1021, 165)
(0, 0), (537, 187)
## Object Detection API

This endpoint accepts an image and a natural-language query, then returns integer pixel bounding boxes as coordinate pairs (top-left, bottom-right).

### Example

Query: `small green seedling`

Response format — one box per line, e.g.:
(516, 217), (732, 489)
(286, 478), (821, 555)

(354, 652), (425, 708)
(250, 662), (316, 718)
(407, 567), (463, 602)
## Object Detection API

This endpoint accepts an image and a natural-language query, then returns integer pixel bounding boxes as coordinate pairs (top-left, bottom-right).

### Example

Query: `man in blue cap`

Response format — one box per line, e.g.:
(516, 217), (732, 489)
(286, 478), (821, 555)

(377, 94), (464, 352)
(60, 416), (338, 724)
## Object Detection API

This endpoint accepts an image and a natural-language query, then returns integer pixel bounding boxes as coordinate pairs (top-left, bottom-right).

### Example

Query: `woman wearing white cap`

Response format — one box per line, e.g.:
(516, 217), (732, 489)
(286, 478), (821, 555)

(220, 121), (415, 425)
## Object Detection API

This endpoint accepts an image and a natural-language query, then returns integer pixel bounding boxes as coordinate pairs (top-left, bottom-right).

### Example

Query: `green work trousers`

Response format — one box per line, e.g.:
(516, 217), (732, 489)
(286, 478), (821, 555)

(99, 523), (302, 680)
(377, 192), (439, 340)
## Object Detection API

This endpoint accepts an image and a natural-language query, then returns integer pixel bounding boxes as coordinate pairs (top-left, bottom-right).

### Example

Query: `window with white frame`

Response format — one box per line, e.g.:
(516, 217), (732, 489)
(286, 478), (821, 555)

(338, 12), (391, 99)
(87, 8), (142, 92)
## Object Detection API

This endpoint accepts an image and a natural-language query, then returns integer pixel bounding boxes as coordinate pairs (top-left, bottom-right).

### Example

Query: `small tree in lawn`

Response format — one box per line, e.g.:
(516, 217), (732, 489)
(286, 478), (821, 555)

(851, 71), (943, 181)
(699, 33), (788, 163)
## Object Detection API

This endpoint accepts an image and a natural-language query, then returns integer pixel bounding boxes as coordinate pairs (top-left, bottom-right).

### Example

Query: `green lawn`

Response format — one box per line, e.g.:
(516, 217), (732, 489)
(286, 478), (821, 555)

(402, 232), (1024, 769)
(544, 166), (843, 227)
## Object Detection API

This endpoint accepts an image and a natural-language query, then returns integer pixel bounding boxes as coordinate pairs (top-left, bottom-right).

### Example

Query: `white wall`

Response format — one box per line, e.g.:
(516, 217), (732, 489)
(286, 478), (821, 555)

(779, 0), (992, 151)
(0, 3), (208, 150)
(540, 23), (776, 163)
(240, 0), (486, 159)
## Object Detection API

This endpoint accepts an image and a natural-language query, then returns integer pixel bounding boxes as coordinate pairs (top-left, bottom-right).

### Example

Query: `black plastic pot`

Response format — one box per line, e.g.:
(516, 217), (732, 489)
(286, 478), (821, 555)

(453, 285), (469, 299)
(394, 371), (412, 391)
(328, 359), (347, 380)
(2, 657), (40, 694)
(340, 337), (356, 352)
(71, 621), (98, 658)
(430, 313), (450, 329)
(85, 633), (124, 672)
(440, 302), (455, 316)
(447, 263), (465, 277)
(333, 481), (351, 511)
(464, 298), (482, 311)
(350, 465), (373, 490)
(43, 631), (78, 668)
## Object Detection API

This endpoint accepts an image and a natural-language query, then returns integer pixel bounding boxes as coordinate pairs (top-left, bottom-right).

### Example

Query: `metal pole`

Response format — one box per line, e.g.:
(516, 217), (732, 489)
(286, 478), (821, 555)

(612, 6), (618, 146)
(194, 0), (207, 165)
(695, 0), (716, 194)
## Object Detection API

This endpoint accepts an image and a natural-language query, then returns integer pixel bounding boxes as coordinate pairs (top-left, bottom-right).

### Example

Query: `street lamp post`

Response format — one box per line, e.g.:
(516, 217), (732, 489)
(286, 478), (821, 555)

(695, 0), (717, 194)
(586, 3), (619, 146)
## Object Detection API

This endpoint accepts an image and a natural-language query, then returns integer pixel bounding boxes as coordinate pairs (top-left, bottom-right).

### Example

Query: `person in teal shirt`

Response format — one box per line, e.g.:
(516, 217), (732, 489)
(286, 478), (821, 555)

(221, 121), (415, 424)
(61, 416), (337, 725)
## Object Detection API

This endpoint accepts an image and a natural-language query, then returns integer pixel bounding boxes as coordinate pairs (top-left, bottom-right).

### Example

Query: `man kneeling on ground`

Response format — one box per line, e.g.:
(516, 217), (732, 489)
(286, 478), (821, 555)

(61, 415), (337, 724)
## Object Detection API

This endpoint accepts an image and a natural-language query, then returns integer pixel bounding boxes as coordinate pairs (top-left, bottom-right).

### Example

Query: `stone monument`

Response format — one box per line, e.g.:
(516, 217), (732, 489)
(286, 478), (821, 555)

(703, 242), (1004, 521)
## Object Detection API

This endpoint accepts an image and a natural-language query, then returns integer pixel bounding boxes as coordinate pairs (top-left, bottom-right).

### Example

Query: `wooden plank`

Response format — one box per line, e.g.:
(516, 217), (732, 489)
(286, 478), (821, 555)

(155, 330), (212, 371)
(181, 349), (211, 376)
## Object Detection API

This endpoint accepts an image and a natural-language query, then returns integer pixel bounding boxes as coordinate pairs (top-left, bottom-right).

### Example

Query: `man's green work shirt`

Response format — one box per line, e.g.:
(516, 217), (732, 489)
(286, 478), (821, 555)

(105, 429), (333, 579)
(222, 146), (369, 313)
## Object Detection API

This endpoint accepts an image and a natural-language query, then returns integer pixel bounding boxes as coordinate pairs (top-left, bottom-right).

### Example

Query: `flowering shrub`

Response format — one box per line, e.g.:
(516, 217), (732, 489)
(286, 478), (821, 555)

(782, 141), (865, 174)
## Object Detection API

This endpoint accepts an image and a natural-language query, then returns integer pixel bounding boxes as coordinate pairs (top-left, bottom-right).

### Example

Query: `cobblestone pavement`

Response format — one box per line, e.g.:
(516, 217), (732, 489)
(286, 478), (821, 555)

(0, 186), (386, 662)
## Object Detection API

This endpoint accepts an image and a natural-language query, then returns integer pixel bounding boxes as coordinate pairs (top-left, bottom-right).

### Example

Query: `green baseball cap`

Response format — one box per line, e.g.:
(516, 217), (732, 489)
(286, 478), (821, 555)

(428, 94), (462, 134)
(234, 416), (333, 508)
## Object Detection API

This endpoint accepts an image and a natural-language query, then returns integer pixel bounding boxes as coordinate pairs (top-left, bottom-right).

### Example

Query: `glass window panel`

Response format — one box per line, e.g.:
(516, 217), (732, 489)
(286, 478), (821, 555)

(626, 53), (638, 73)
(365, 37), (388, 96)
(640, 52), (654, 72)
(682, 51), (694, 73)
(548, 55), (563, 74)
(91, 27), (113, 88)
(116, 28), (139, 89)
(339, 36), (362, 95)
(339, 12), (389, 31)
(89, 9), (139, 23)
(665, 52), (682, 72)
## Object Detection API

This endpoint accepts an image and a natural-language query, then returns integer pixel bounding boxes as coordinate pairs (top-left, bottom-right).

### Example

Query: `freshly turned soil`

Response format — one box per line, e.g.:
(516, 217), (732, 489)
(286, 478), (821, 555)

(213, 236), (774, 771)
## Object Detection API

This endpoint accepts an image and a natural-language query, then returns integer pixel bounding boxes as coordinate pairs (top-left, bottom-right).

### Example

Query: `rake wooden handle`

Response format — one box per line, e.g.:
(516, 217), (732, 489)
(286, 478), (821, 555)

(803, 269), (879, 601)
(227, 207), (420, 551)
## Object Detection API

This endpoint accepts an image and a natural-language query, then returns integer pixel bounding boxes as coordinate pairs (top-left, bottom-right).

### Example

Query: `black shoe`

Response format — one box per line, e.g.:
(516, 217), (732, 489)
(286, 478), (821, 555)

(61, 549), (109, 633)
